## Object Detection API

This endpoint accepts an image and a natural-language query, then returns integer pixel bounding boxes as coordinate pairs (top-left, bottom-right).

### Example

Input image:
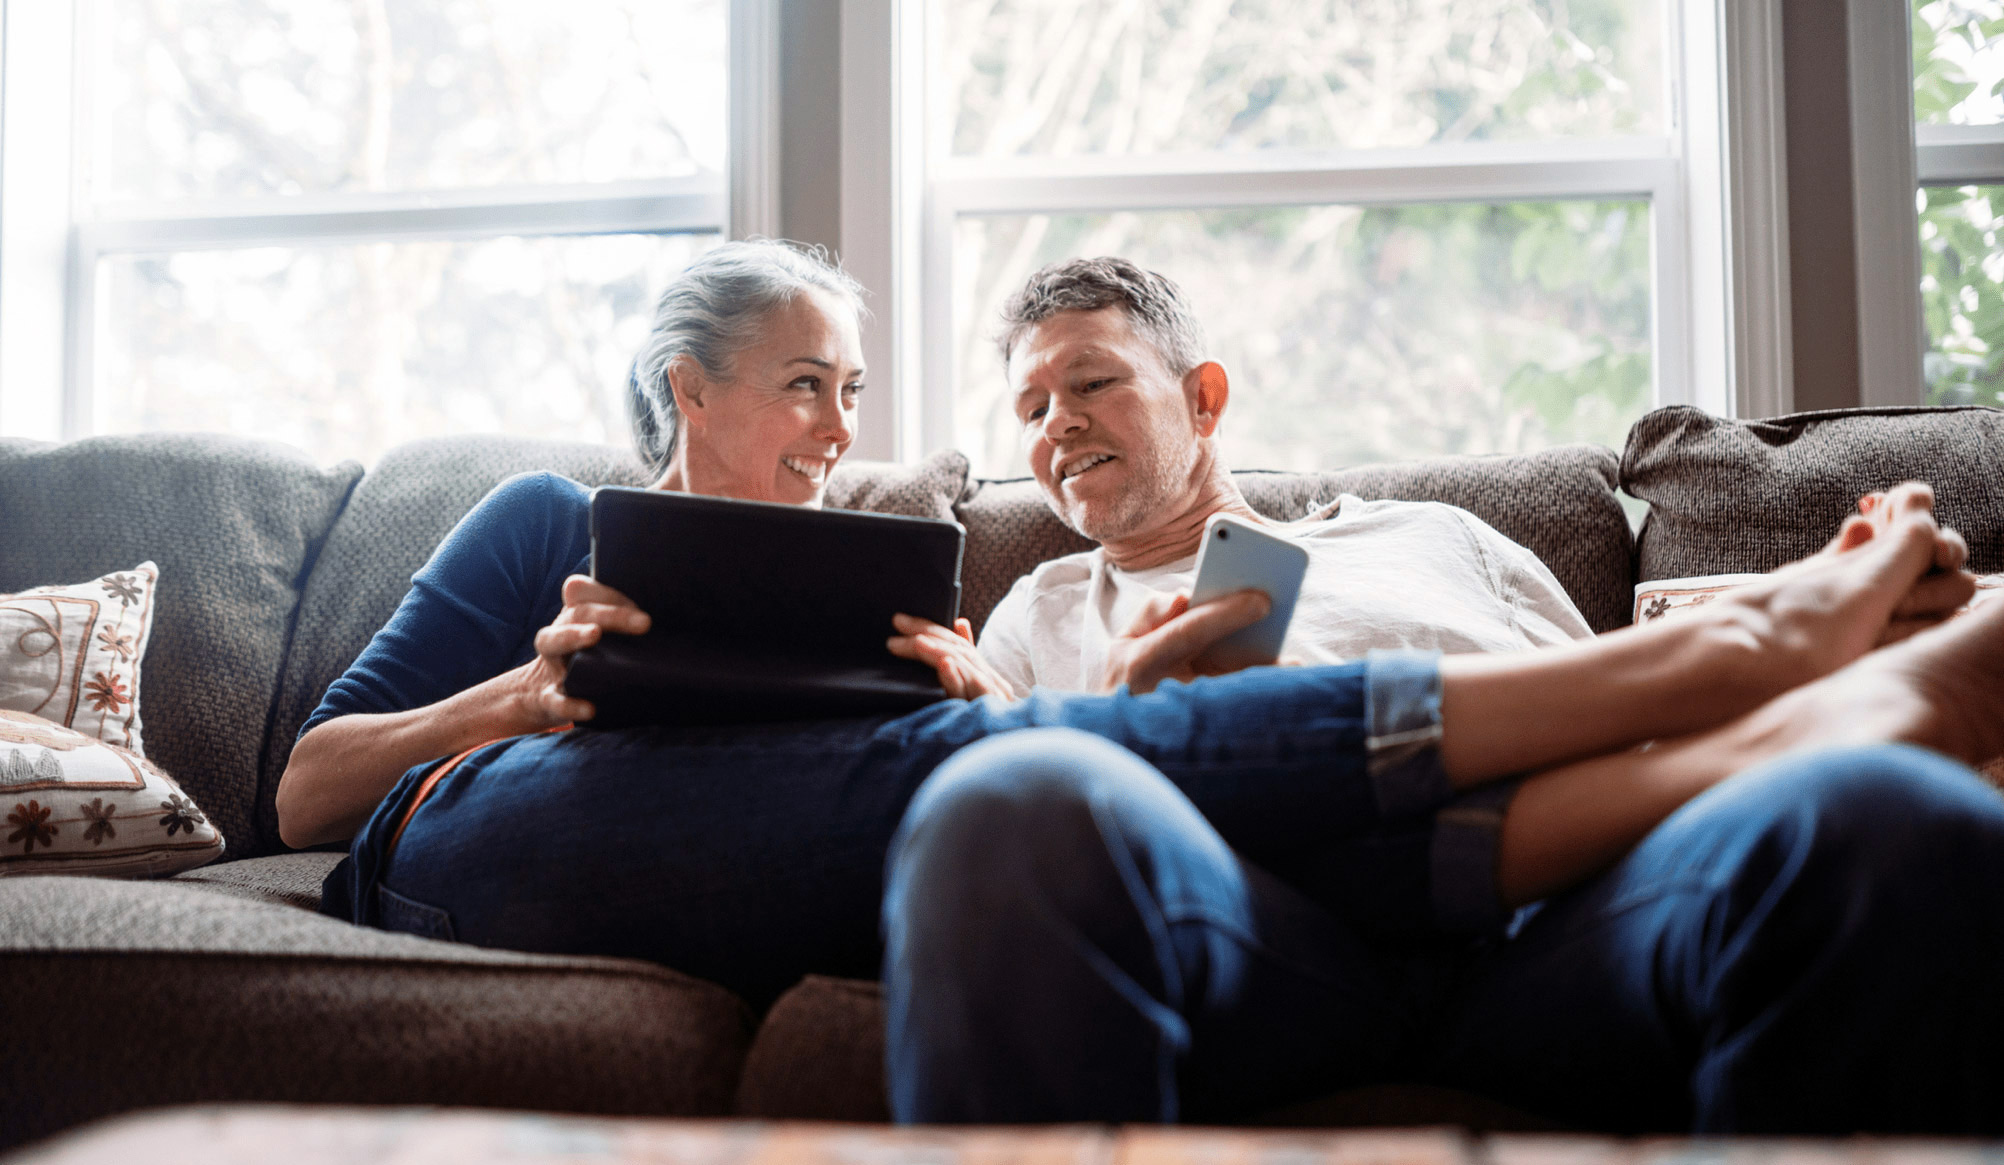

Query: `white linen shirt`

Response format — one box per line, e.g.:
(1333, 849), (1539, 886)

(976, 495), (1593, 696)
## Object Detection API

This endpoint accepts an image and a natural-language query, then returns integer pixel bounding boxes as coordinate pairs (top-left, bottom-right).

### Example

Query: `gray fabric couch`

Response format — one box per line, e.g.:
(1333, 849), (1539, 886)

(2, 404), (1999, 1149)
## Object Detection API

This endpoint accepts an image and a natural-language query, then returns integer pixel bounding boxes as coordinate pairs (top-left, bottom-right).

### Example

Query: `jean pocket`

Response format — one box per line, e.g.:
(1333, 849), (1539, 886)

(376, 884), (458, 942)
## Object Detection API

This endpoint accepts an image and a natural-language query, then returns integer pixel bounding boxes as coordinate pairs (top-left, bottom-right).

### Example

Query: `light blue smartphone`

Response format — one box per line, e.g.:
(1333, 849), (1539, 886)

(1187, 514), (1310, 671)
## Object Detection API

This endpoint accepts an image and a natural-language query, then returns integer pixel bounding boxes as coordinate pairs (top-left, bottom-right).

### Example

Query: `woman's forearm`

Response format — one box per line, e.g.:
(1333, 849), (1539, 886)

(275, 669), (533, 849)
(1435, 613), (1754, 788)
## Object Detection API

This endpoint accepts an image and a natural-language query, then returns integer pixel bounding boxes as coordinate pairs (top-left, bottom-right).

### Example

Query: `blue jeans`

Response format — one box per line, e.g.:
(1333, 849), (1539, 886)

(324, 654), (1496, 1007)
(883, 733), (2004, 1133)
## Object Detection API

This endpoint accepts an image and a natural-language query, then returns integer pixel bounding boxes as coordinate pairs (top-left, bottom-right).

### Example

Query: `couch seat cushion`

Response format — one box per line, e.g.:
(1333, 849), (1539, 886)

(170, 850), (349, 910)
(0, 870), (753, 1151)
(1621, 404), (2004, 581)
(736, 976), (1558, 1129)
(736, 975), (892, 1120)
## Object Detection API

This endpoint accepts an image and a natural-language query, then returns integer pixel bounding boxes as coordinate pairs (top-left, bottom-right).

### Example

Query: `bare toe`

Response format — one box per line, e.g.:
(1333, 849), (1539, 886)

(1882, 480), (1938, 517)
(1825, 513), (1876, 556)
(1710, 499), (1953, 694)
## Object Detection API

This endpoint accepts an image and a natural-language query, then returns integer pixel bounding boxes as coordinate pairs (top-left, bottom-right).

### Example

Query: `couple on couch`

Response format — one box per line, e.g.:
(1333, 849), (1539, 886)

(277, 240), (2004, 1133)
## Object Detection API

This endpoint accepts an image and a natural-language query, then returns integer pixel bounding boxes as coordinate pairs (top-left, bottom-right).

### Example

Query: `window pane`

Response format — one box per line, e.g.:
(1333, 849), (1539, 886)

(943, 0), (1662, 158)
(95, 233), (717, 466)
(954, 203), (1652, 479)
(89, 0), (723, 203)
(1915, 1), (2004, 125)
(1920, 185), (2004, 405)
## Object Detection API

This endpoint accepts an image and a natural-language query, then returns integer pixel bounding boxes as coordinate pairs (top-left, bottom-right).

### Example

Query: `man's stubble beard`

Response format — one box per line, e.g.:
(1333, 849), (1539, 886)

(1054, 433), (1201, 545)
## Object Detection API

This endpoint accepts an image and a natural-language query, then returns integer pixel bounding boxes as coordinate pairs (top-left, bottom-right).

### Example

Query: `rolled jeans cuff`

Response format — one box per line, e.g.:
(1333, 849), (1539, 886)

(1363, 649), (1452, 820)
(1430, 778), (1521, 935)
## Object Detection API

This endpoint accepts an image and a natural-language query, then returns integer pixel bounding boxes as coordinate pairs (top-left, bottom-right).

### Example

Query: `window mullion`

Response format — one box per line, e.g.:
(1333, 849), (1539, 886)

(82, 186), (726, 253)
(1851, 0), (1925, 406)
(840, 0), (924, 462)
(728, 0), (781, 240)
(935, 153), (1678, 217)
(1717, 0), (1794, 419)
(1916, 124), (2004, 184)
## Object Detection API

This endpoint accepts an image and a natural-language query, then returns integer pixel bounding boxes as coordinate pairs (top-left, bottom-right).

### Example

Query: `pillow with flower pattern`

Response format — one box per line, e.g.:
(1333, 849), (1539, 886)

(0, 562), (158, 756)
(0, 709), (222, 877)
(1634, 570), (2004, 625)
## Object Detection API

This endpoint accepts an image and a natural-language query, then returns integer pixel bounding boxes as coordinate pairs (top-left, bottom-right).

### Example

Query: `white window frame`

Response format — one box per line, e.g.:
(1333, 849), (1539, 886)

(1847, 0), (2004, 408)
(1851, 0), (1926, 406)
(0, 0), (779, 444)
(841, 0), (1796, 465)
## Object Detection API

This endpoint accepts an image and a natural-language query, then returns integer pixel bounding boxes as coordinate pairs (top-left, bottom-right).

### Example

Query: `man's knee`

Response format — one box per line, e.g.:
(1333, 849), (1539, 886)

(888, 728), (1172, 902)
(1718, 743), (2004, 920)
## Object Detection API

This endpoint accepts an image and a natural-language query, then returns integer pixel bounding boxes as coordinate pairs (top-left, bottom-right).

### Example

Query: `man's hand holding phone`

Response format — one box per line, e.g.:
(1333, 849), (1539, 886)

(1099, 515), (1310, 695)
(1096, 588), (1274, 695)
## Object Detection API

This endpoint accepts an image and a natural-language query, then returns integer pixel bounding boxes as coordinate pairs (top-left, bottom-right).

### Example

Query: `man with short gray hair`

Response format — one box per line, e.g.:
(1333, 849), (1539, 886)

(892, 255), (1591, 700)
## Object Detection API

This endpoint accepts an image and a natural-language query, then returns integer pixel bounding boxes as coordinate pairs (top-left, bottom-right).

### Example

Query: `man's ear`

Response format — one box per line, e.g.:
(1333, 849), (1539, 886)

(1189, 362), (1230, 437)
(666, 356), (710, 429)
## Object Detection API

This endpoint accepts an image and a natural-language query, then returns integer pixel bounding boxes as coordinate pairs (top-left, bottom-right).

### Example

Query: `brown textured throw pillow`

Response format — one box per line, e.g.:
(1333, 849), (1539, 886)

(824, 450), (971, 523)
(1621, 404), (2004, 583)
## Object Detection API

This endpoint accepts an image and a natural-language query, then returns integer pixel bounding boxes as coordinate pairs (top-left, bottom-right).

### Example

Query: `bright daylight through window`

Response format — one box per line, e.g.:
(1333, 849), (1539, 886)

(78, 0), (724, 466)
(1914, 0), (2004, 408)
(937, 0), (1667, 478)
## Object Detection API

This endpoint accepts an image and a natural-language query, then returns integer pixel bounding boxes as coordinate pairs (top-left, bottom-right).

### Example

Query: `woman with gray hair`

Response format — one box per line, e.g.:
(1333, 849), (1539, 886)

(277, 238), (872, 847)
(625, 240), (867, 495)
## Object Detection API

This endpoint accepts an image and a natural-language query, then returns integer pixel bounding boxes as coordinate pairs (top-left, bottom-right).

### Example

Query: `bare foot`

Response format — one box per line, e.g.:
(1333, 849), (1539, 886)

(1433, 484), (1975, 787)
(1817, 483), (1971, 629)
(1687, 483), (1976, 705)
(1715, 594), (2004, 772)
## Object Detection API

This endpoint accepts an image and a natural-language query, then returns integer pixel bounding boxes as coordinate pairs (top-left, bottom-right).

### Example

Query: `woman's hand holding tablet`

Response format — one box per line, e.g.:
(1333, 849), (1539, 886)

(530, 575), (651, 726)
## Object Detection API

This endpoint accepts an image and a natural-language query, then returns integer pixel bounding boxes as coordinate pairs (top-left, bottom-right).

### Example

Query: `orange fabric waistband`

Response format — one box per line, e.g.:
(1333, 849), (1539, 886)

(383, 724), (571, 859)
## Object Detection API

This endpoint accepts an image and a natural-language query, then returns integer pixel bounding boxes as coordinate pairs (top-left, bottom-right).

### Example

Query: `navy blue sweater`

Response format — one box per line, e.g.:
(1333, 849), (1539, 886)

(301, 473), (593, 740)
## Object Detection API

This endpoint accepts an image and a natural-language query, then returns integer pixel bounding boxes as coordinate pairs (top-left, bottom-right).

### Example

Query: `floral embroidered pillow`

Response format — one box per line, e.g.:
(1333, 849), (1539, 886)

(0, 709), (222, 877)
(0, 562), (158, 756)
(1636, 570), (2004, 625)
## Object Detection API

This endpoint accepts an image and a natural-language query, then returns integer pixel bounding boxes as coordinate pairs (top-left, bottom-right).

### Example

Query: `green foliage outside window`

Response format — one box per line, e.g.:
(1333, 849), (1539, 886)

(1914, 1), (2004, 407)
(947, 0), (1660, 476)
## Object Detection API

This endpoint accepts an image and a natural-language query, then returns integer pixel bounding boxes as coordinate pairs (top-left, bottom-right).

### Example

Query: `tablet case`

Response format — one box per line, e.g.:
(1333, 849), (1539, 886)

(564, 487), (965, 727)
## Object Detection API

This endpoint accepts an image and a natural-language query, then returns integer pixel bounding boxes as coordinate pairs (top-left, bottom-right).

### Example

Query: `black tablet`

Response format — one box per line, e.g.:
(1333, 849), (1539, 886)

(563, 487), (965, 727)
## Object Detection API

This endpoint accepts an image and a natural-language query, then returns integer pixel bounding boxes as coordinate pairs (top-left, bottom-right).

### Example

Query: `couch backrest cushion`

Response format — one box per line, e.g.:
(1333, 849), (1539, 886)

(824, 451), (970, 523)
(958, 443), (1633, 636)
(256, 441), (970, 855)
(0, 435), (361, 857)
(1621, 405), (2004, 581)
